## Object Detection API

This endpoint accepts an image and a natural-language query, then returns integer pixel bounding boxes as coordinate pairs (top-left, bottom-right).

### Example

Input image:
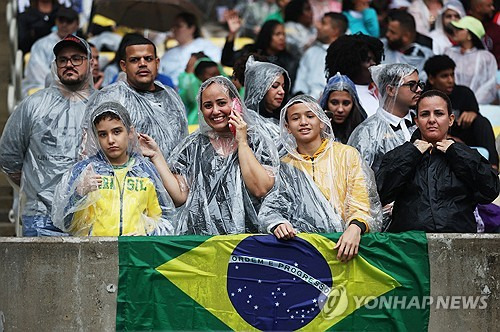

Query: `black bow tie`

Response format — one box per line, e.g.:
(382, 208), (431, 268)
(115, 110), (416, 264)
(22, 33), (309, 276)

(390, 119), (414, 132)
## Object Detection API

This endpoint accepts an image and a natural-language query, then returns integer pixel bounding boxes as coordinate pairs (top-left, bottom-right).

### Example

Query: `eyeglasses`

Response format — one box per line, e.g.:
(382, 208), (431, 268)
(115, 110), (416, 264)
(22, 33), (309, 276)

(401, 80), (425, 93)
(56, 55), (87, 68)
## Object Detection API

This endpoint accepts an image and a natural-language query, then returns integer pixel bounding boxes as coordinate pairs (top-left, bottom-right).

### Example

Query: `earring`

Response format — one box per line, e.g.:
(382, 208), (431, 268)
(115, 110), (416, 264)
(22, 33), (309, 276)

(467, 35), (472, 41)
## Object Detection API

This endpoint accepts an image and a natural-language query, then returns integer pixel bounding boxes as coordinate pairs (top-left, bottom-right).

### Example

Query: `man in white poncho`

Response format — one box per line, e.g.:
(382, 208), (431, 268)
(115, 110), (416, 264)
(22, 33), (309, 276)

(85, 36), (188, 160)
(0, 35), (94, 236)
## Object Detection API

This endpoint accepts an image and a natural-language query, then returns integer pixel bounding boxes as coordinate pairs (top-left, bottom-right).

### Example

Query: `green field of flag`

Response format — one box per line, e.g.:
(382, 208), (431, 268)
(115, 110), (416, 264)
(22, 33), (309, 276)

(117, 231), (430, 331)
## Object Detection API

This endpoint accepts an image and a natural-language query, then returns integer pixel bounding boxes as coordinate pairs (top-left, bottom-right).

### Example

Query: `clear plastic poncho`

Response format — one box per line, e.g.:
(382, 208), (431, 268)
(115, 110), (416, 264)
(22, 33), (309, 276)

(348, 63), (418, 172)
(444, 46), (498, 104)
(168, 76), (280, 235)
(244, 56), (291, 156)
(319, 72), (368, 119)
(84, 80), (188, 160)
(259, 95), (382, 233)
(0, 39), (95, 236)
(52, 102), (175, 236)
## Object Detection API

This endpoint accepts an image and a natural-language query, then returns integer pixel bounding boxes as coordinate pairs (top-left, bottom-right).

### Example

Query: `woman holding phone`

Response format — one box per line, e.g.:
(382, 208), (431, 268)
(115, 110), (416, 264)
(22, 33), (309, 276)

(154, 76), (279, 235)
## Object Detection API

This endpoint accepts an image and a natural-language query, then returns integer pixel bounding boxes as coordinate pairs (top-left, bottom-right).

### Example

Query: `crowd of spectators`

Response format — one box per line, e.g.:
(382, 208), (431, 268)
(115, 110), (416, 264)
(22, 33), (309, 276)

(2, 0), (500, 260)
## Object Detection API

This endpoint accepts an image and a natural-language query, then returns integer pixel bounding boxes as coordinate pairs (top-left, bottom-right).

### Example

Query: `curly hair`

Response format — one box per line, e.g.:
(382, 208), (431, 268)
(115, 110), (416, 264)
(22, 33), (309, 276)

(325, 34), (384, 80)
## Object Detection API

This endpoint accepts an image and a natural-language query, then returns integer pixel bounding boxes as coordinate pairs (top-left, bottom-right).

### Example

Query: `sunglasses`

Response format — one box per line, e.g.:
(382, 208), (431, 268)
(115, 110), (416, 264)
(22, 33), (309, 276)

(401, 80), (425, 93)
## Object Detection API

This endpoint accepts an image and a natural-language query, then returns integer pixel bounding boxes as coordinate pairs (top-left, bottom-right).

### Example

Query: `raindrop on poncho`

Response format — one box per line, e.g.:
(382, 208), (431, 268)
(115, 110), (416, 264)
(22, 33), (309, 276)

(84, 79), (188, 160)
(244, 56), (290, 156)
(348, 63), (418, 173)
(0, 37), (95, 236)
(168, 76), (280, 235)
(259, 95), (382, 233)
(52, 102), (175, 236)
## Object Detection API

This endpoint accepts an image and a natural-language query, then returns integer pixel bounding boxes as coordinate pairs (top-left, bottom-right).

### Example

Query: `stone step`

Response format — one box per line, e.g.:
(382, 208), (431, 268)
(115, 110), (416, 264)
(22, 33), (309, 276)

(0, 222), (15, 236)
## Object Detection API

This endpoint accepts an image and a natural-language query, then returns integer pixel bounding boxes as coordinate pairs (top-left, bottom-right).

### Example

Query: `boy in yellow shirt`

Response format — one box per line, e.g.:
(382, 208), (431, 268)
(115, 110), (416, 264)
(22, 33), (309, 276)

(53, 102), (175, 236)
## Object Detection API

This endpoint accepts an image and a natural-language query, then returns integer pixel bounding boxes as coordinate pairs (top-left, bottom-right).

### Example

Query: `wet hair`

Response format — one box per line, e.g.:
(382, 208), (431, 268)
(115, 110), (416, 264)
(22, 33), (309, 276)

(325, 34), (384, 79)
(324, 12), (348, 35)
(416, 90), (453, 116)
(176, 12), (201, 38)
(232, 53), (269, 87)
(285, 0), (309, 22)
(122, 35), (157, 59)
(93, 111), (122, 127)
(254, 20), (284, 52)
(424, 55), (456, 78)
(387, 9), (416, 35)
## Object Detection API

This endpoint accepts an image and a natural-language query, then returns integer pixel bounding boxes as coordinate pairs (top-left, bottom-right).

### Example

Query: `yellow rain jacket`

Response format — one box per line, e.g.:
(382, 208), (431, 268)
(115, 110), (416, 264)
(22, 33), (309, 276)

(282, 139), (373, 231)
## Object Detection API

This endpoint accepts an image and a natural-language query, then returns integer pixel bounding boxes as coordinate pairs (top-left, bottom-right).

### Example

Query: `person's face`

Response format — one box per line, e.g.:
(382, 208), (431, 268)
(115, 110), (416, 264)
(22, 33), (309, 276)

(356, 50), (377, 84)
(56, 46), (89, 86)
(476, 0), (495, 19)
(393, 71), (423, 108)
(428, 68), (455, 95)
(299, 2), (314, 27)
(386, 21), (405, 50)
(416, 96), (454, 143)
(327, 90), (354, 124)
(96, 117), (132, 165)
(452, 27), (469, 44)
(269, 24), (286, 53)
(90, 45), (100, 77)
(199, 66), (221, 82)
(201, 83), (233, 132)
(120, 44), (159, 91)
(316, 16), (335, 43)
(264, 75), (286, 113)
(442, 9), (461, 29)
(285, 103), (324, 145)
(172, 17), (195, 44)
(55, 17), (79, 39)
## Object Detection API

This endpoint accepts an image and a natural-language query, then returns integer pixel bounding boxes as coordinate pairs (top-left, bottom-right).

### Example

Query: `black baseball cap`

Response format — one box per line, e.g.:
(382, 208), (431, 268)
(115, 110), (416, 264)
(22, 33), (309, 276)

(56, 7), (79, 22)
(53, 34), (90, 56)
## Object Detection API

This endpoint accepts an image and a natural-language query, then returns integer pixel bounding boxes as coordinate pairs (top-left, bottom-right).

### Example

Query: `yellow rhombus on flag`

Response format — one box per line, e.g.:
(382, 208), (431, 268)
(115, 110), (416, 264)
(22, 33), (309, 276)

(156, 233), (400, 331)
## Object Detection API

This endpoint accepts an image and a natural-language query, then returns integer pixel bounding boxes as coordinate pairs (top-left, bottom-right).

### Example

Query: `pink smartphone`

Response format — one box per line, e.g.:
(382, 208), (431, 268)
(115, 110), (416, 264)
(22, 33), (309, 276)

(229, 98), (243, 136)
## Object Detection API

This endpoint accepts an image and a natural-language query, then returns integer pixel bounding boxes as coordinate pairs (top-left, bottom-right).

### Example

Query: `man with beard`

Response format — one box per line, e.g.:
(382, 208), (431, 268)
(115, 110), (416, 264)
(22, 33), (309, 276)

(0, 35), (95, 236)
(429, 1), (465, 55)
(86, 36), (188, 160)
(382, 9), (434, 81)
(469, 0), (500, 69)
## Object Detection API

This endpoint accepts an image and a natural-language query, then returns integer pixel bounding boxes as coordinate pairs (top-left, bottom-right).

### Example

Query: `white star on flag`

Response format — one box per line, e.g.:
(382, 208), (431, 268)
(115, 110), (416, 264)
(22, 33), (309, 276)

(275, 302), (280, 307)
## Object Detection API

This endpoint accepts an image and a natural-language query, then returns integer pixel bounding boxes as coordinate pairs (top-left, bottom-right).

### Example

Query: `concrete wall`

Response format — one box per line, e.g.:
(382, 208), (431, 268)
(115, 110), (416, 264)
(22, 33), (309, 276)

(0, 234), (498, 331)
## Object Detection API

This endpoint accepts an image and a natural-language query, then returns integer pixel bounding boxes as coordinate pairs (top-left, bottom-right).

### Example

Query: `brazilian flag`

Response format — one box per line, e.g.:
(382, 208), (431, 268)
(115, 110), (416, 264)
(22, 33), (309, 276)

(117, 232), (430, 331)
